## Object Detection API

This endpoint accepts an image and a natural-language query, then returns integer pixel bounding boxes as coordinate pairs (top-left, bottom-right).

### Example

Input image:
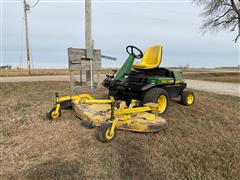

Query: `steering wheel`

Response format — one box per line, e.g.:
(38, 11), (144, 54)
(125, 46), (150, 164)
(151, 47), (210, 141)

(126, 45), (143, 59)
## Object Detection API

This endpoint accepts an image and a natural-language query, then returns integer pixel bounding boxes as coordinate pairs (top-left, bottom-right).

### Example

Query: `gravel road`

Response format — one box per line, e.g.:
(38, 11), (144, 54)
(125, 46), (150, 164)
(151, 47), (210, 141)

(185, 79), (240, 97)
(1, 75), (239, 97)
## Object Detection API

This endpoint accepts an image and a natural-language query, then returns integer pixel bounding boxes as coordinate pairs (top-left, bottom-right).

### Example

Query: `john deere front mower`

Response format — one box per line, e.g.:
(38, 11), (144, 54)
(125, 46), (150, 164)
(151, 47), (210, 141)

(46, 45), (194, 143)
(102, 45), (195, 114)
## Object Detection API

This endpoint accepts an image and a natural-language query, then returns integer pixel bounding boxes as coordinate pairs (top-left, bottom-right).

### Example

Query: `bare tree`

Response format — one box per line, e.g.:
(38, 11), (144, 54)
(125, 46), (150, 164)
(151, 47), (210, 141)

(193, 0), (240, 43)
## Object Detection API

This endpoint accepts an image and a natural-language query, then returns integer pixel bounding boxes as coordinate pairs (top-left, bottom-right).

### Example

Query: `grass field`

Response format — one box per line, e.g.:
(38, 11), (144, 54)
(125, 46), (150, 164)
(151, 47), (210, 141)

(184, 72), (240, 83)
(0, 69), (69, 77)
(1, 82), (240, 179)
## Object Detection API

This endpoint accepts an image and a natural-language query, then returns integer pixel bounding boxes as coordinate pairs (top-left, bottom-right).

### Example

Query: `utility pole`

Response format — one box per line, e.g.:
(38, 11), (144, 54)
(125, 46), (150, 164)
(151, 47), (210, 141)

(85, 0), (93, 90)
(23, 0), (31, 75)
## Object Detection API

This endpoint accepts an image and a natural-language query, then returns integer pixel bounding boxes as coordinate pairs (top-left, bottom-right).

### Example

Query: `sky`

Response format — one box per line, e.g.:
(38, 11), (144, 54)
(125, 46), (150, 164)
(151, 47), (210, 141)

(1, 0), (240, 68)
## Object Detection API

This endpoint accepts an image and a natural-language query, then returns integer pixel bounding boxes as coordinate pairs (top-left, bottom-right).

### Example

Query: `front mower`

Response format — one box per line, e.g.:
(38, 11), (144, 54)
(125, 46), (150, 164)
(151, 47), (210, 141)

(102, 45), (195, 114)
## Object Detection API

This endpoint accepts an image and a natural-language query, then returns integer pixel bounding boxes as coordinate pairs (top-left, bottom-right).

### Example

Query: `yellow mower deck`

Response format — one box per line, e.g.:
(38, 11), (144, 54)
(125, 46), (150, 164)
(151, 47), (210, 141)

(74, 103), (167, 132)
(47, 93), (168, 142)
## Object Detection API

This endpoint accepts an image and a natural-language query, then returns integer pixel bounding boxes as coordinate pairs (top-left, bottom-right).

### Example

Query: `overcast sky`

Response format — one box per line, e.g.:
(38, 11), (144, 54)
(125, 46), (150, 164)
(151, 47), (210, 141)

(1, 0), (239, 68)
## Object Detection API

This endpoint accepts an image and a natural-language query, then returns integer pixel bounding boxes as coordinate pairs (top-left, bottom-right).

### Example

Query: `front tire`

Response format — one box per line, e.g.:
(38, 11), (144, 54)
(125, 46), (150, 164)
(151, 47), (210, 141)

(143, 88), (169, 114)
(181, 91), (195, 106)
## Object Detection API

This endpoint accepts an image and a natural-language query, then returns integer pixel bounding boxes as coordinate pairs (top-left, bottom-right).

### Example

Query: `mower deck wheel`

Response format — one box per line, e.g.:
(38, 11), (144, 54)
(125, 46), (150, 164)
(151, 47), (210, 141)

(46, 107), (61, 120)
(181, 91), (195, 106)
(143, 87), (169, 114)
(95, 122), (117, 143)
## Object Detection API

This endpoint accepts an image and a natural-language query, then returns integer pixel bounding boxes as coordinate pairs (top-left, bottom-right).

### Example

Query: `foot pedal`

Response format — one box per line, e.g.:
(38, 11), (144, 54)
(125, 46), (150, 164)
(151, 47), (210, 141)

(81, 120), (94, 129)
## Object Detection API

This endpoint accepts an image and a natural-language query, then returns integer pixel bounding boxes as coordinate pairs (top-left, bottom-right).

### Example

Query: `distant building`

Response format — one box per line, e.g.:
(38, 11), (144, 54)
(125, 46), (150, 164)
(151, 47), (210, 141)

(0, 65), (12, 69)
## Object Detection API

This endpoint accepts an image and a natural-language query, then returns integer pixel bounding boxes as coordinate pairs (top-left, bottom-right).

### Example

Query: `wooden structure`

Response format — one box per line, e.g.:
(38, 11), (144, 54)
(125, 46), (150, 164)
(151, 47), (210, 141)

(68, 48), (101, 91)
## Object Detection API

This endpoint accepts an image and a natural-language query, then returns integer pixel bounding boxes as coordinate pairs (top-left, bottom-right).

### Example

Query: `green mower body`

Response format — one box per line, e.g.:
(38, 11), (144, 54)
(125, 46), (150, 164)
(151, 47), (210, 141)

(102, 45), (194, 113)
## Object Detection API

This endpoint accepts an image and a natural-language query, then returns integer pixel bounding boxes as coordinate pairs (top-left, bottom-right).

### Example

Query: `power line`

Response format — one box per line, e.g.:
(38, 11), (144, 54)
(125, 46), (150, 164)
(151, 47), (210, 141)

(95, 10), (197, 25)
(137, 6), (198, 16)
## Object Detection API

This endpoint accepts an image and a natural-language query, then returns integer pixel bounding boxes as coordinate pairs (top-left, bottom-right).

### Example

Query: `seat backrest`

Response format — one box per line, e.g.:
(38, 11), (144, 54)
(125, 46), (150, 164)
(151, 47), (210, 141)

(140, 45), (162, 67)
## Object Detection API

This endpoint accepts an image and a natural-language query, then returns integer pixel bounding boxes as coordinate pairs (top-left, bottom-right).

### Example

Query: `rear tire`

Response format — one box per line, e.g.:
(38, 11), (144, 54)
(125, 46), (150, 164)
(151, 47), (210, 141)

(143, 88), (169, 114)
(181, 91), (195, 106)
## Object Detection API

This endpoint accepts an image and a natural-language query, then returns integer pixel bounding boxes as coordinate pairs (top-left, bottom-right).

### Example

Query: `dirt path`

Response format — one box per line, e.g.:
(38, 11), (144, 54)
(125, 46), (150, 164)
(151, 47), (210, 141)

(1, 75), (239, 97)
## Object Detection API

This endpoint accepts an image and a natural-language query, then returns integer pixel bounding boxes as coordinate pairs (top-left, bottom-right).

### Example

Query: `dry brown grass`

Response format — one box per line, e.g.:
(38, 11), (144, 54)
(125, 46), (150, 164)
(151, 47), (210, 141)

(0, 69), (69, 77)
(184, 72), (240, 83)
(1, 82), (240, 179)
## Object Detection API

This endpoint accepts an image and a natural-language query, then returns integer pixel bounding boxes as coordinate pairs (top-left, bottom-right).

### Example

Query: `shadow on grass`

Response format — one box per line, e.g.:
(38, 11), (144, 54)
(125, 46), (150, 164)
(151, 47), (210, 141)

(23, 159), (84, 180)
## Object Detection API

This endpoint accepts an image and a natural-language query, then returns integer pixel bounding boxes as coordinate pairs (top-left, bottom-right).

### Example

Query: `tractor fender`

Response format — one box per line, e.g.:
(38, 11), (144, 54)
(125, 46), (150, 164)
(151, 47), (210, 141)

(141, 84), (156, 91)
